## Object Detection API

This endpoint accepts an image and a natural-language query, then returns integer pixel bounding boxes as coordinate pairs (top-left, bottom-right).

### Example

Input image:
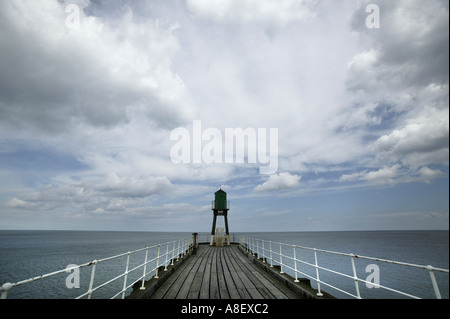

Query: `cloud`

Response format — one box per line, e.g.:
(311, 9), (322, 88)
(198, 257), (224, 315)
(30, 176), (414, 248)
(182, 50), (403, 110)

(339, 0), (449, 186)
(347, 0), (448, 122)
(339, 164), (445, 186)
(186, 0), (316, 26)
(254, 172), (301, 192)
(0, 0), (448, 231)
(6, 173), (174, 213)
(0, 0), (193, 134)
(86, 173), (173, 198)
(347, 0), (449, 122)
(340, 164), (401, 186)
(349, 0), (449, 91)
(375, 103), (449, 168)
(363, 164), (402, 186)
(417, 166), (445, 184)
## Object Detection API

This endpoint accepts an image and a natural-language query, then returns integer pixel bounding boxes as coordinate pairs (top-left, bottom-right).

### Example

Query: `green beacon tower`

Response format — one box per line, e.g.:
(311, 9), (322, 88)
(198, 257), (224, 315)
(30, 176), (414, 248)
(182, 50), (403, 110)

(210, 189), (230, 246)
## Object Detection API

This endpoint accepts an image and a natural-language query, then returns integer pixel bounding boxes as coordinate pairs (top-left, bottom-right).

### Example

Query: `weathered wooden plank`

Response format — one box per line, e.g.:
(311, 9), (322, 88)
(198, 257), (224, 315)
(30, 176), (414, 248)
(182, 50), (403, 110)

(209, 246), (220, 299)
(165, 255), (203, 299)
(230, 245), (298, 299)
(229, 248), (274, 299)
(186, 271), (203, 299)
(174, 247), (208, 299)
(182, 246), (211, 299)
(227, 247), (264, 299)
(221, 246), (254, 299)
(182, 246), (214, 299)
(199, 246), (213, 299)
(188, 245), (209, 299)
(218, 246), (241, 299)
(216, 247), (231, 299)
(229, 247), (269, 291)
(148, 244), (308, 300)
(150, 246), (200, 299)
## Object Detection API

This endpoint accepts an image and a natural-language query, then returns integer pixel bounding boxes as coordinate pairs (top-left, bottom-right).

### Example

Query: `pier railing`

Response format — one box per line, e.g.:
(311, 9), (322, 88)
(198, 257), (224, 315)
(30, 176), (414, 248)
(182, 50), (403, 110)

(240, 236), (449, 299)
(1, 237), (194, 299)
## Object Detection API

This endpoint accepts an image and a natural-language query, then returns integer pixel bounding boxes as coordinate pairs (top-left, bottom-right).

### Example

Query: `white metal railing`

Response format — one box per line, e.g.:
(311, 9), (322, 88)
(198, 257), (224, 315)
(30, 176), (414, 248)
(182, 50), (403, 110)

(1, 237), (194, 299)
(240, 236), (449, 299)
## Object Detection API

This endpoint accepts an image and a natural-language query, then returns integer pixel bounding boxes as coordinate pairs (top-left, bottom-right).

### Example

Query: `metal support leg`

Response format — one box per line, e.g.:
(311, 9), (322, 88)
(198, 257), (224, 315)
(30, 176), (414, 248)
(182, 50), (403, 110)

(210, 213), (217, 246)
(224, 213), (230, 246)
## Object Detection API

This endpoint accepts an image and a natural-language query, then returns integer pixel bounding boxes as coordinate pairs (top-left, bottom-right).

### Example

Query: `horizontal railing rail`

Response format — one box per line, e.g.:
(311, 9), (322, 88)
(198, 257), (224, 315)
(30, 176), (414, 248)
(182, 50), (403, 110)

(240, 236), (449, 299)
(1, 237), (194, 299)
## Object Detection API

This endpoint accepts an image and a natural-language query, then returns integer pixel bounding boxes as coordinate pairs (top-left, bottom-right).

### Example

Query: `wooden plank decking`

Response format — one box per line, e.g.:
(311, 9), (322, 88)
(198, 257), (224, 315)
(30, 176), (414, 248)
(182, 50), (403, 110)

(149, 244), (302, 299)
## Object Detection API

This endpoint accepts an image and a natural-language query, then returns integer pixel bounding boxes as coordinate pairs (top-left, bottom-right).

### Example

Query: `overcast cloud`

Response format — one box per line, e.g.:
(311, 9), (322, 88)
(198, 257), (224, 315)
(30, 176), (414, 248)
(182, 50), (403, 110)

(0, 0), (448, 232)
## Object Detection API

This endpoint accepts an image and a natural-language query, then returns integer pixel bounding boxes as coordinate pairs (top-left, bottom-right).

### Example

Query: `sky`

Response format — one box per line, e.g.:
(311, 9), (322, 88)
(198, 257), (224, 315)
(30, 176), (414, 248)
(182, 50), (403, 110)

(0, 0), (448, 232)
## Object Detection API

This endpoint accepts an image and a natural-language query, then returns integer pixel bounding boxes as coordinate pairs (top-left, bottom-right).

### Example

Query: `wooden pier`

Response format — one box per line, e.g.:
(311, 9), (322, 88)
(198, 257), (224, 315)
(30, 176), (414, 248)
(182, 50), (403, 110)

(128, 243), (333, 299)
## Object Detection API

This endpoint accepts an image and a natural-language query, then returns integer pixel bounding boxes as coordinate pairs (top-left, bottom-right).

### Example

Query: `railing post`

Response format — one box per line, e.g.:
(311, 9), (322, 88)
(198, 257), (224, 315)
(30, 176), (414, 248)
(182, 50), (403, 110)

(1, 283), (13, 299)
(256, 239), (260, 259)
(314, 249), (323, 297)
(87, 260), (97, 298)
(121, 252), (131, 299)
(293, 245), (299, 283)
(180, 240), (183, 257)
(140, 249), (149, 290)
(350, 254), (361, 299)
(269, 241), (273, 268)
(164, 243), (169, 271)
(176, 239), (180, 261)
(427, 265), (442, 299)
(182, 239), (185, 257)
(171, 241), (176, 265)
(155, 245), (161, 279)
(262, 240), (266, 263)
(279, 244), (284, 274)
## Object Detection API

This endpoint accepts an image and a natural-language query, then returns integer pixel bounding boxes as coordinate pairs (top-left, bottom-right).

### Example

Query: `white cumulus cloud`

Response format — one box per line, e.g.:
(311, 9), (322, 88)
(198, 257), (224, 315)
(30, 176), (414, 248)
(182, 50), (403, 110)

(254, 172), (301, 192)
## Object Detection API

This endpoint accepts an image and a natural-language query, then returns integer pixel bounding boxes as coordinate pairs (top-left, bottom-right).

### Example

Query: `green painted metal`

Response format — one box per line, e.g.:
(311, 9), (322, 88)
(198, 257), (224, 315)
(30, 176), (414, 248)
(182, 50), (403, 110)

(214, 189), (227, 210)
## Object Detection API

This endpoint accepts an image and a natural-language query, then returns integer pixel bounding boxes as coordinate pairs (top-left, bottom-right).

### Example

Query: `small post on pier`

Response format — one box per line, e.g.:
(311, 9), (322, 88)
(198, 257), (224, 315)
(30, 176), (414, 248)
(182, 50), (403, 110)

(192, 233), (198, 254)
(193, 233), (199, 248)
(210, 189), (230, 246)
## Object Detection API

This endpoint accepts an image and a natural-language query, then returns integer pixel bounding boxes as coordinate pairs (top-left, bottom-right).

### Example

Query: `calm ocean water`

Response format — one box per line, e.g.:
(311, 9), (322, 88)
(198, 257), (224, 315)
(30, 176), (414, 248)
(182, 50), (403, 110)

(0, 230), (448, 299)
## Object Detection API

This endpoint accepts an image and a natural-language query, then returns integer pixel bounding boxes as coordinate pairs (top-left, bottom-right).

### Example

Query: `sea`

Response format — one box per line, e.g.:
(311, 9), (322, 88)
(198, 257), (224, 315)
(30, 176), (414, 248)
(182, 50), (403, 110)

(0, 230), (448, 299)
